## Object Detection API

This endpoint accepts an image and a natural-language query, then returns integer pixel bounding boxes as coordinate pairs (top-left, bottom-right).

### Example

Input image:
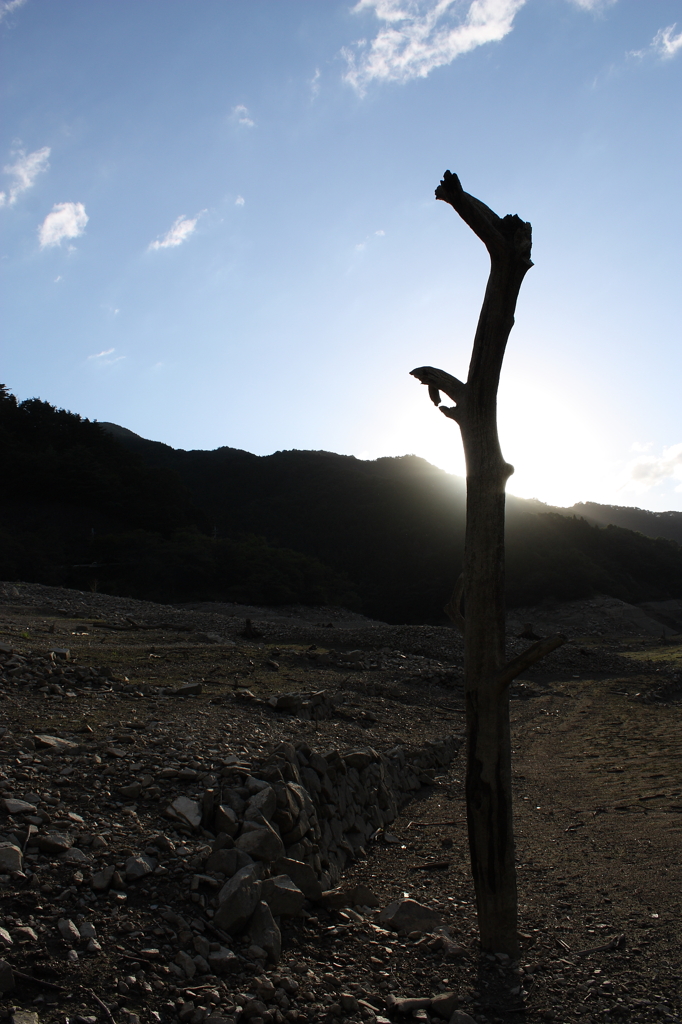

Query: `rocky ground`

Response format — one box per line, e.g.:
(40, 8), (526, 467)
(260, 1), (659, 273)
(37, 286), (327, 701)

(0, 582), (681, 1024)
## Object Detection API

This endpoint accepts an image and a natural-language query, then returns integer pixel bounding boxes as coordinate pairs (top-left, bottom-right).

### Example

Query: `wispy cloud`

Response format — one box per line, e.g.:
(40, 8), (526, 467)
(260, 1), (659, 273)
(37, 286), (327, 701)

(148, 213), (199, 251)
(309, 68), (321, 98)
(624, 442), (682, 494)
(568, 0), (616, 11)
(231, 104), (255, 127)
(0, 0), (28, 25)
(651, 24), (682, 59)
(235, 195), (245, 207)
(343, 0), (527, 94)
(628, 23), (682, 61)
(0, 146), (50, 207)
(38, 201), (88, 248)
(354, 228), (386, 252)
(87, 348), (125, 367)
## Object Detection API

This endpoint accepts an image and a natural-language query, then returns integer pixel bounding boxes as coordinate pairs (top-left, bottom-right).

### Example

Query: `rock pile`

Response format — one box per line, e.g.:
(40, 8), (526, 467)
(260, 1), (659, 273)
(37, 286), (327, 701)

(1, 724), (462, 972)
(158, 735), (463, 963)
(0, 645), (114, 697)
(267, 693), (336, 721)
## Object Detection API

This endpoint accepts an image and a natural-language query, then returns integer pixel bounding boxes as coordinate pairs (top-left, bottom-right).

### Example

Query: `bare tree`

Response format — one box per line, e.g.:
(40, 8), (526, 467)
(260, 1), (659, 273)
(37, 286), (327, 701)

(412, 171), (563, 956)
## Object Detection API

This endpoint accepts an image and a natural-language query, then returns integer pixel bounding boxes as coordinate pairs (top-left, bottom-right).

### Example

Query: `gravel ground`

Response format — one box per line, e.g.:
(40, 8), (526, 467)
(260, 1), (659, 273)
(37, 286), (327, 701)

(0, 582), (681, 1024)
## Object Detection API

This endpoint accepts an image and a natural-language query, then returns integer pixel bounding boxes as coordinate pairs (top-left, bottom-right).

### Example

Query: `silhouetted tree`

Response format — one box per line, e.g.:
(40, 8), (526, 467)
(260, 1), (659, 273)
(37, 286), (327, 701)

(412, 172), (564, 955)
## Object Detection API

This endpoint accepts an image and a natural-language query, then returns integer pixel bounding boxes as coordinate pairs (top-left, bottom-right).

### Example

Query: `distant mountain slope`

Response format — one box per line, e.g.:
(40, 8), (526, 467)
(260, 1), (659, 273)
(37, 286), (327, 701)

(0, 394), (358, 609)
(563, 501), (682, 545)
(98, 421), (682, 622)
(2, 389), (681, 622)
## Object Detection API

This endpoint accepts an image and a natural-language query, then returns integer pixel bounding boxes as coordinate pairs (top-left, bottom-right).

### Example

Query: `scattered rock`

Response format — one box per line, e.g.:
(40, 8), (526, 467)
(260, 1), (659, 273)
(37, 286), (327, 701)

(247, 900), (281, 963)
(0, 959), (14, 994)
(11, 1012), (39, 1024)
(235, 820), (285, 862)
(175, 949), (197, 979)
(429, 992), (460, 1019)
(34, 733), (79, 753)
(175, 683), (203, 697)
(38, 831), (72, 854)
(379, 898), (443, 934)
(273, 857), (323, 900)
(261, 874), (306, 916)
(0, 843), (22, 872)
(125, 853), (157, 881)
(1, 798), (37, 815)
(58, 917), (80, 942)
(214, 864), (263, 932)
(166, 795), (202, 829)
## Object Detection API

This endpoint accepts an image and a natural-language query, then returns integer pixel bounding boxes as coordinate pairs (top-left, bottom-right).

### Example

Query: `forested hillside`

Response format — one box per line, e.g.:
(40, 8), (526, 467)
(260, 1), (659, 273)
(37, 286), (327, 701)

(2, 387), (682, 622)
(0, 389), (357, 609)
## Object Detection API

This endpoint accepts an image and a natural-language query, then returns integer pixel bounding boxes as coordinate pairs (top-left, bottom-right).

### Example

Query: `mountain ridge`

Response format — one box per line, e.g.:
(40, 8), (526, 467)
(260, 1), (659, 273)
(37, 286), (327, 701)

(2, 388), (681, 623)
(99, 421), (682, 546)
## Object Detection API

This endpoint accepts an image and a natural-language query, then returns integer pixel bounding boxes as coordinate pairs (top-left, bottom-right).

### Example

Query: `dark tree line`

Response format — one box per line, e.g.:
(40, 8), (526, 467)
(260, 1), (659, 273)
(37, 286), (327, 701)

(2, 386), (682, 617)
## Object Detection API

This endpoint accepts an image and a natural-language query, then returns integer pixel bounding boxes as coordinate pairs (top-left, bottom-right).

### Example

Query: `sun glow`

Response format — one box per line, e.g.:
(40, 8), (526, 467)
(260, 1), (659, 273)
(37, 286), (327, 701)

(360, 376), (617, 510)
(499, 376), (616, 508)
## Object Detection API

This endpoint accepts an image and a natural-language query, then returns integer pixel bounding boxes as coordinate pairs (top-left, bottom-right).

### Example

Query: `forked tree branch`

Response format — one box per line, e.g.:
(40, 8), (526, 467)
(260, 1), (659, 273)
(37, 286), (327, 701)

(495, 635), (566, 695)
(435, 170), (533, 266)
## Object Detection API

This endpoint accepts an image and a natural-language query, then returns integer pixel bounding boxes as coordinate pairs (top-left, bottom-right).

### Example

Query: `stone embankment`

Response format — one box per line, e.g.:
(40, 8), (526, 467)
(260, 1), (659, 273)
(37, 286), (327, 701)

(157, 733), (461, 964)
(1, 630), (462, 970)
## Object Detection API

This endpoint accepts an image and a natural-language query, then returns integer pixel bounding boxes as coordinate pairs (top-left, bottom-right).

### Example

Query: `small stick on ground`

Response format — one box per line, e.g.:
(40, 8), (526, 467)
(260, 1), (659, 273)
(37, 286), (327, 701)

(83, 986), (117, 1024)
(13, 968), (67, 991)
(407, 820), (457, 828)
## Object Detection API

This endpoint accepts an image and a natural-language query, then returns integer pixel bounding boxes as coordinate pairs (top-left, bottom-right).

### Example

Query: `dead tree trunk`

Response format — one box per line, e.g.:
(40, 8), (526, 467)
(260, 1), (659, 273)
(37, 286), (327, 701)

(412, 171), (564, 956)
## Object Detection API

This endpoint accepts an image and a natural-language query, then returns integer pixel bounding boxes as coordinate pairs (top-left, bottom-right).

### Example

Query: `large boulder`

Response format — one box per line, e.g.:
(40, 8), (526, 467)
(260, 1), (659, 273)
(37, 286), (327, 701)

(235, 820), (284, 862)
(244, 785), (277, 821)
(0, 844), (22, 873)
(247, 901), (281, 963)
(261, 875), (305, 916)
(214, 864), (263, 933)
(273, 857), (323, 900)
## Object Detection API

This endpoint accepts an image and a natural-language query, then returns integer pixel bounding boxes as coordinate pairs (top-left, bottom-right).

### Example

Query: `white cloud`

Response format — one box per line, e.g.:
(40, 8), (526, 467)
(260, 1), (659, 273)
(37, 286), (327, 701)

(0, 146), (50, 207)
(309, 68), (321, 97)
(231, 104), (255, 127)
(375, 228), (385, 236)
(0, 0), (28, 24)
(148, 214), (198, 251)
(628, 23), (682, 62)
(343, 0), (527, 94)
(651, 24), (682, 59)
(235, 195), (245, 206)
(624, 442), (682, 494)
(38, 201), (88, 248)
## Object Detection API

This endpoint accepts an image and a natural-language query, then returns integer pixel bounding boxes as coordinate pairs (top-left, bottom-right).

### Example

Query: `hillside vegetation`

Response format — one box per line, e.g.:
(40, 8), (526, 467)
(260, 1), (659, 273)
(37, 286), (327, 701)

(2, 387), (682, 622)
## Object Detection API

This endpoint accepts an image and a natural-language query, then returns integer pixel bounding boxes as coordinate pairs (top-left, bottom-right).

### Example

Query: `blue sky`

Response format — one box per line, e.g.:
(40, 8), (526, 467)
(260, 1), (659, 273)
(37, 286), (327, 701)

(2, 0), (681, 511)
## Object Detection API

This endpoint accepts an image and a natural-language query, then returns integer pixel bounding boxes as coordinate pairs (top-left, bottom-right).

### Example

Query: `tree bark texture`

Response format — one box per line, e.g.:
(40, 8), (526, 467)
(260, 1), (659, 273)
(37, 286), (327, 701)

(411, 171), (534, 956)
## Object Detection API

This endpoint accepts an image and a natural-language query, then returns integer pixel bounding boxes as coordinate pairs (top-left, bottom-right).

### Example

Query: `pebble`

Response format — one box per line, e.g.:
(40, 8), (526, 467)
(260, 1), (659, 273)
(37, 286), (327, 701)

(58, 917), (81, 942)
